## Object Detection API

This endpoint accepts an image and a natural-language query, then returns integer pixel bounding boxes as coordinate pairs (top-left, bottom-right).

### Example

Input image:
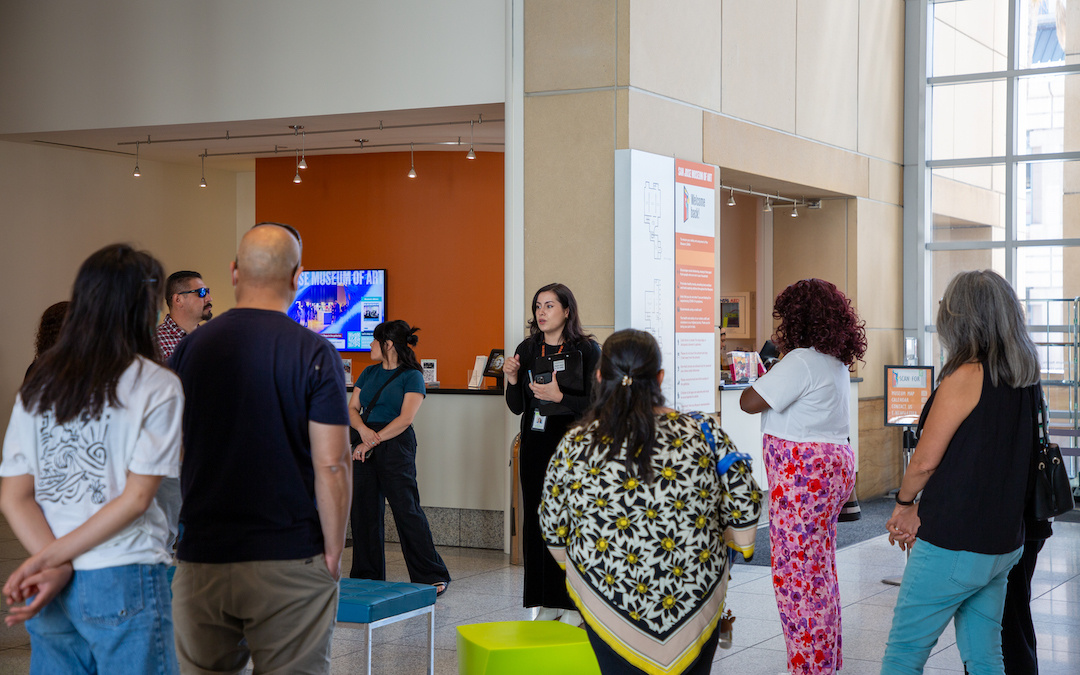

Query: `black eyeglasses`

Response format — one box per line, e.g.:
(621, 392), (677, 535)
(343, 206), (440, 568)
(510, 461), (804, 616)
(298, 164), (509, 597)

(177, 287), (210, 298)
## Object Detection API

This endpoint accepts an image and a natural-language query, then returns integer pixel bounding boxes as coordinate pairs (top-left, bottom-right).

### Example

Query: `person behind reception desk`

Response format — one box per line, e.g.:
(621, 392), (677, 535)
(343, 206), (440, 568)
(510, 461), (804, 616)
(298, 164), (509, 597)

(504, 282), (601, 625)
(738, 278), (866, 675)
(349, 320), (450, 596)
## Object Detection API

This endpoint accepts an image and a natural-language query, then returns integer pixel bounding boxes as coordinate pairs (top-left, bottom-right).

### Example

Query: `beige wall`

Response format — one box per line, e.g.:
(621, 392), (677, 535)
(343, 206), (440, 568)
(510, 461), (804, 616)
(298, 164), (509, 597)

(719, 197), (759, 351)
(0, 0), (505, 135)
(523, 0), (907, 496)
(0, 141), (239, 431)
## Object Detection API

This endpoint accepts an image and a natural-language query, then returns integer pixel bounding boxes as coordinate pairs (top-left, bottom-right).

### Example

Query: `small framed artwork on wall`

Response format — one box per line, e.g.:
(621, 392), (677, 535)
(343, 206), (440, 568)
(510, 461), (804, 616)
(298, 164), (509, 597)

(718, 292), (750, 339)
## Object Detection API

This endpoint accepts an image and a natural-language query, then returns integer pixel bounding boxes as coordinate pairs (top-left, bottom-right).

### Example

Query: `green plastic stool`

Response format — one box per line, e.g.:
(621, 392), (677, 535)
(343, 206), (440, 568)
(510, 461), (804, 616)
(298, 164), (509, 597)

(457, 621), (601, 675)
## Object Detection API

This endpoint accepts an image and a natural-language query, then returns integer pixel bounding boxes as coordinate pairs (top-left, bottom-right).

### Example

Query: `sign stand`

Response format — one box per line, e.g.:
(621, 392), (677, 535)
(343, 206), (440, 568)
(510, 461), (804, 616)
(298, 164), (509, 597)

(881, 365), (935, 587)
(881, 426), (917, 586)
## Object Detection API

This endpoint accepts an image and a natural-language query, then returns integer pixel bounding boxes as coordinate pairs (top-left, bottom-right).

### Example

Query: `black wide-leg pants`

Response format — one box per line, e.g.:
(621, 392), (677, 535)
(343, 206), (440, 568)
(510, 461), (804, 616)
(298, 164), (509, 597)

(519, 430), (573, 610)
(350, 425), (450, 585)
(1001, 537), (1045, 675)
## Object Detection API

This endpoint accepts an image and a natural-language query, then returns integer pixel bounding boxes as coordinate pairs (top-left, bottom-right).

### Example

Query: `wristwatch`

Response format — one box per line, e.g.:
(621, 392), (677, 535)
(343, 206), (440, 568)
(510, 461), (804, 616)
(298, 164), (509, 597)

(895, 492), (916, 506)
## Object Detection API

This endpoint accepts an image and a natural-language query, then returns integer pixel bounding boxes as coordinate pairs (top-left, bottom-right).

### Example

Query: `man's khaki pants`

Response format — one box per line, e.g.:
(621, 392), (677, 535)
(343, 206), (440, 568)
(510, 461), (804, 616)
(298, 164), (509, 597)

(172, 556), (338, 675)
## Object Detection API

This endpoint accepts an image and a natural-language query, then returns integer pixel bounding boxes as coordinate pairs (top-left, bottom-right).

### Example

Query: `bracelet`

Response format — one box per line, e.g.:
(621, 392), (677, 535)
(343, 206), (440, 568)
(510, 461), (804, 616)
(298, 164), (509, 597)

(895, 492), (916, 506)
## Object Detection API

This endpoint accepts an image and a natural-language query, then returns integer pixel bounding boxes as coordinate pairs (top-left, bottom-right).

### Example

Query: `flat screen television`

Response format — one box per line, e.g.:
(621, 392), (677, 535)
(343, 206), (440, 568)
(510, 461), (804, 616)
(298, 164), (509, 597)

(290, 269), (386, 351)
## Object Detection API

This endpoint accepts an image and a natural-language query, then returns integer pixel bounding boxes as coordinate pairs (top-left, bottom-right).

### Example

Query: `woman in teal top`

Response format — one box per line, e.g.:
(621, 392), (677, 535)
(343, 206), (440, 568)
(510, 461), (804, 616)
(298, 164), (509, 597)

(349, 320), (449, 594)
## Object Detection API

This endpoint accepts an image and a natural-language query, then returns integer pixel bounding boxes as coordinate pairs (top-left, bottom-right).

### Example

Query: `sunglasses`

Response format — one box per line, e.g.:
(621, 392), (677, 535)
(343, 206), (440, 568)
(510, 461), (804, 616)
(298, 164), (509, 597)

(177, 287), (210, 298)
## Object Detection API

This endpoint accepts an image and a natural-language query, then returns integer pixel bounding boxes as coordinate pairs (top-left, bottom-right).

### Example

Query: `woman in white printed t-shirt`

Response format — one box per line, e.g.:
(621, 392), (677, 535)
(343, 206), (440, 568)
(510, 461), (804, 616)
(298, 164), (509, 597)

(0, 244), (182, 675)
(739, 278), (867, 675)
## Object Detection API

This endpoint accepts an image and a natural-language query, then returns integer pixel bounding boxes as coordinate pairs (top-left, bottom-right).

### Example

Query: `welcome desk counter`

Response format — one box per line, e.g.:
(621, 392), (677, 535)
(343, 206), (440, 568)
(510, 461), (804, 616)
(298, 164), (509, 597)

(717, 379), (861, 491)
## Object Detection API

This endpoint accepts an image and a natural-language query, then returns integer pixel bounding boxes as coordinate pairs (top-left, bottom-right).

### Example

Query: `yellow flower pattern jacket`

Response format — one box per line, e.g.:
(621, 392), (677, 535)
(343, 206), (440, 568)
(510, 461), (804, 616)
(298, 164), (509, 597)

(539, 412), (762, 675)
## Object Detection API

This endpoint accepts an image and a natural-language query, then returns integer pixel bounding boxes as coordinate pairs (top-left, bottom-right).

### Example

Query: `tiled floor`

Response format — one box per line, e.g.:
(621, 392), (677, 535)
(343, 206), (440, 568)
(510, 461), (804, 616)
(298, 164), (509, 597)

(0, 517), (1077, 674)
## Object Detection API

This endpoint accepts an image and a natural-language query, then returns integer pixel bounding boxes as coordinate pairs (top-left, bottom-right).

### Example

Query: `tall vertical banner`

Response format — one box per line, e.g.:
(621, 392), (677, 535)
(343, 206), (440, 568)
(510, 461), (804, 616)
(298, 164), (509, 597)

(615, 150), (676, 405)
(674, 160), (716, 411)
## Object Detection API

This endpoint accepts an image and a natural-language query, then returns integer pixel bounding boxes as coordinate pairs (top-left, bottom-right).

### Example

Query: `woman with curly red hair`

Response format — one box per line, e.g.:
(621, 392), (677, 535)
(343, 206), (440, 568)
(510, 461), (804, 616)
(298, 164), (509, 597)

(739, 278), (866, 675)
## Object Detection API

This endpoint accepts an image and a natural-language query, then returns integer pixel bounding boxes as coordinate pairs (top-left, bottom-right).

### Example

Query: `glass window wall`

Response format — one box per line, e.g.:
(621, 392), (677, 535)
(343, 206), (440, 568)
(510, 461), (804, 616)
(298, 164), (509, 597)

(922, 0), (1080, 379)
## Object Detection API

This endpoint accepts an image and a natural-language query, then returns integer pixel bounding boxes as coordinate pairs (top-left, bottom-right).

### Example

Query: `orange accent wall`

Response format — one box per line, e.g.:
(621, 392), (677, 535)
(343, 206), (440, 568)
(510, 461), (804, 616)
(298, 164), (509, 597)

(255, 151), (504, 389)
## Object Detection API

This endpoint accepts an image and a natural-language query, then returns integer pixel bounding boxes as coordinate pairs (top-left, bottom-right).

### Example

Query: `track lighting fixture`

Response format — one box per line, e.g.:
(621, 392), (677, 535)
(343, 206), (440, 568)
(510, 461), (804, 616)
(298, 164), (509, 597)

(408, 143), (417, 179)
(790, 204), (798, 218)
(293, 150), (302, 184)
(727, 189), (736, 207)
(120, 117), (505, 178)
(199, 151), (207, 188)
(763, 198), (772, 213)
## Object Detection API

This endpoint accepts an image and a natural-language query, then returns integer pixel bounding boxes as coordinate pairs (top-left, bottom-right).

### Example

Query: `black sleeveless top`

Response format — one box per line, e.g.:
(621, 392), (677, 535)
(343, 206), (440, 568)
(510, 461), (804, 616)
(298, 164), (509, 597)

(916, 365), (1036, 555)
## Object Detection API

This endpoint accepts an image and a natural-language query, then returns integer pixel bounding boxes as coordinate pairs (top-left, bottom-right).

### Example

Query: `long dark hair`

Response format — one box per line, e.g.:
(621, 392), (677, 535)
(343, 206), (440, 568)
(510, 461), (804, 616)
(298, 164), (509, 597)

(373, 320), (423, 372)
(20, 244), (164, 424)
(575, 329), (665, 482)
(772, 278), (867, 366)
(527, 283), (593, 346)
(34, 301), (70, 358)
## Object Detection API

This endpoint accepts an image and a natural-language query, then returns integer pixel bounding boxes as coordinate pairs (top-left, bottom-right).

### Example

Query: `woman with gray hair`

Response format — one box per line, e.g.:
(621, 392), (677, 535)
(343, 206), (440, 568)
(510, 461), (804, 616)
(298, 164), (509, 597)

(881, 269), (1040, 675)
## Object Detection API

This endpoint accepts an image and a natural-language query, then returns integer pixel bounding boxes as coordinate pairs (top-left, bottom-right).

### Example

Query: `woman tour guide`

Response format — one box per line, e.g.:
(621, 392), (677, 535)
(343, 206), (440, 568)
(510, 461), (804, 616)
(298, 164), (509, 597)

(504, 283), (601, 625)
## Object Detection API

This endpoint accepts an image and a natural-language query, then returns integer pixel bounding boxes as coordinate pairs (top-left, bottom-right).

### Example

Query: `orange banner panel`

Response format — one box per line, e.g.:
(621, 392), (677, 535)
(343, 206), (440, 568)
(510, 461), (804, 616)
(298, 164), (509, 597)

(675, 265), (714, 332)
(675, 159), (715, 189)
(676, 233), (714, 253)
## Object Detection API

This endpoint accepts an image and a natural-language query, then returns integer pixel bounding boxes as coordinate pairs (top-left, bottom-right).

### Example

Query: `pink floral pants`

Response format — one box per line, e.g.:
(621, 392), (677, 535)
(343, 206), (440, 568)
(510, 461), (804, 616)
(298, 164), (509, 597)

(764, 433), (856, 675)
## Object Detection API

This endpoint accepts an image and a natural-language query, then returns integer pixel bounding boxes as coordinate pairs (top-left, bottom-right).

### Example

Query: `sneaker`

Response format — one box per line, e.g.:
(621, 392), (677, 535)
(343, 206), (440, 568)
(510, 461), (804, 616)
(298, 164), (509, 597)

(838, 498), (861, 522)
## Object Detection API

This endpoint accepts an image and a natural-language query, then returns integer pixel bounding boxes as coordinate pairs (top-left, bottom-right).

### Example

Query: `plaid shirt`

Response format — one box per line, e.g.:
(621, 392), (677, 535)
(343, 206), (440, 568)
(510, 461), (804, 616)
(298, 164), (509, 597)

(154, 314), (187, 361)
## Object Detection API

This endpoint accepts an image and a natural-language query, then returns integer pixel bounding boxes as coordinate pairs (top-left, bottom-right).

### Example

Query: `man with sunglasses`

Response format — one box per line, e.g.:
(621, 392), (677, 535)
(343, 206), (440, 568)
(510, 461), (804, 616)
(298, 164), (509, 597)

(155, 271), (214, 360)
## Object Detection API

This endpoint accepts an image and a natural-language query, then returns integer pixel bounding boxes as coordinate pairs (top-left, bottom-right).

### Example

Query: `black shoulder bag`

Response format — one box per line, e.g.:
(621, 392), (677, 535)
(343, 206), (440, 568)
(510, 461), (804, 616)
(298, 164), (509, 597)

(1029, 384), (1075, 520)
(350, 367), (406, 449)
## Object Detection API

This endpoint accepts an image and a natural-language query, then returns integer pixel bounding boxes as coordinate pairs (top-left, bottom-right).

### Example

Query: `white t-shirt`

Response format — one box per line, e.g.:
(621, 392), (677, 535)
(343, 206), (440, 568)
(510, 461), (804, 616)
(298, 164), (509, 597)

(752, 347), (851, 445)
(0, 356), (183, 569)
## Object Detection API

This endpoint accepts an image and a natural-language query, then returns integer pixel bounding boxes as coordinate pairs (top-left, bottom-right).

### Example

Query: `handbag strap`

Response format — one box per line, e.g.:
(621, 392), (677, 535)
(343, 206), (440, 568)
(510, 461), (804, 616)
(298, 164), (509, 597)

(1031, 382), (1051, 451)
(360, 366), (407, 423)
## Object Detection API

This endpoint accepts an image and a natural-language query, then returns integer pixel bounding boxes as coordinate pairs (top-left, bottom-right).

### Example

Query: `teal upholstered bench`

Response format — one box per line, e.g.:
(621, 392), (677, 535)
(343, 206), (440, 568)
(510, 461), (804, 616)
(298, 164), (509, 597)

(337, 578), (438, 675)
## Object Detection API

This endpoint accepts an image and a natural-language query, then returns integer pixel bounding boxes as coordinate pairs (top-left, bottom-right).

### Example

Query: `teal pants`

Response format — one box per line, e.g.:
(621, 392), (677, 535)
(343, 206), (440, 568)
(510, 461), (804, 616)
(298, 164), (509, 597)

(881, 539), (1022, 675)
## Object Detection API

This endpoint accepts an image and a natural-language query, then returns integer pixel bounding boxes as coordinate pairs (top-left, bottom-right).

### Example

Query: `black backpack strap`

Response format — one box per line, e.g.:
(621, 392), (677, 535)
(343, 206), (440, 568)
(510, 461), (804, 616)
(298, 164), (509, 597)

(360, 367), (407, 424)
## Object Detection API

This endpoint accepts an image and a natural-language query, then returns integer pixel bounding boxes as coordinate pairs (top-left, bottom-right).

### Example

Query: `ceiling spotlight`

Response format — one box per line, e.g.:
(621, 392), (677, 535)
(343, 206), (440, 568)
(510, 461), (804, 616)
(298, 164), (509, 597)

(199, 151), (207, 188)
(293, 149), (302, 184)
(299, 130), (308, 169)
(408, 142), (417, 179)
(763, 198), (772, 213)
(790, 204), (799, 218)
(466, 120), (476, 160)
(133, 141), (141, 177)
(727, 189), (736, 207)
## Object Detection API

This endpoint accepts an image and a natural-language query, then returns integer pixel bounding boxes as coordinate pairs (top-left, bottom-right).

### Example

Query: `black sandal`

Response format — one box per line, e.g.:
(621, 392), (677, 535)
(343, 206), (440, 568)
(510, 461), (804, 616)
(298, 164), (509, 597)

(433, 581), (449, 597)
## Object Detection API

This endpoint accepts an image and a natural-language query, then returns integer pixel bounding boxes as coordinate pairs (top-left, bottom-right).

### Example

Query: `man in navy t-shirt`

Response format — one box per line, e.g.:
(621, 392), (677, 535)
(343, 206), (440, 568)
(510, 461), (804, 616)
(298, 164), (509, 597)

(169, 223), (351, 674)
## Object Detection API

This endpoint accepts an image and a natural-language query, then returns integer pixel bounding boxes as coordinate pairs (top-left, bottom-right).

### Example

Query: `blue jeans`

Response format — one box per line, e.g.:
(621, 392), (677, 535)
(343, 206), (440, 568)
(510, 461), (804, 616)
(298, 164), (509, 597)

(881, 539), (1023, 675)
(26, 563), (178, 675)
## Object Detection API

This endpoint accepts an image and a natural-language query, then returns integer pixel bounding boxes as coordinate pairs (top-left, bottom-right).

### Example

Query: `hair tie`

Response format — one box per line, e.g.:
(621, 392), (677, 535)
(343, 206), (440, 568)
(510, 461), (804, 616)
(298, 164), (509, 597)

(621, 375), (633, 387)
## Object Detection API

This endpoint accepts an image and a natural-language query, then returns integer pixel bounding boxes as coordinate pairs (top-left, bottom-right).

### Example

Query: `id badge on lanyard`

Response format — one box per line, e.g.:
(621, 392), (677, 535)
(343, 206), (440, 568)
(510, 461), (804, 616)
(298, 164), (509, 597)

(531, 408), (547, 432)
